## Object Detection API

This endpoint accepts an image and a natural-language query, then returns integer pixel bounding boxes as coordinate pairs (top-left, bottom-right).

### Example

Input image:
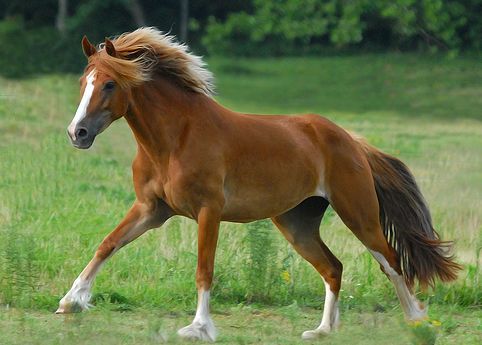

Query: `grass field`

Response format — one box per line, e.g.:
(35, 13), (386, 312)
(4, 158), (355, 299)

(0, 54), (481, 344)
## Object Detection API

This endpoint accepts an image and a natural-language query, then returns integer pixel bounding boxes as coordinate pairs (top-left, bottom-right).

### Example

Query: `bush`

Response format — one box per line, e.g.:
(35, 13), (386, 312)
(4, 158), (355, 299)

(244, 220), (278, 302)
(202, 0), (482, 56)
(0, 18), (84, 78)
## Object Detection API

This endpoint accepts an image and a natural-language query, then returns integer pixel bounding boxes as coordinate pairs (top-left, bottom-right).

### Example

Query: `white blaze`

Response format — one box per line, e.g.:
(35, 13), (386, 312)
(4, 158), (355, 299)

(68, 69), (96, 140)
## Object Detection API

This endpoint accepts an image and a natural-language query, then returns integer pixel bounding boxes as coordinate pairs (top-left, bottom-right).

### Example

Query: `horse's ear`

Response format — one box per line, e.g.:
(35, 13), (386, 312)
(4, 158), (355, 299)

(105, 38), (117, 57)
(82, 35), (97, 58)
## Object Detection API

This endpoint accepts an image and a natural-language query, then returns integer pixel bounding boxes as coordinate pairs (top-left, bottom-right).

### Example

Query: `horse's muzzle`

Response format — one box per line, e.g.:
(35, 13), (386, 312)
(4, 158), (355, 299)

(67, 124), (96, 149)
(67, 112), (112, 149)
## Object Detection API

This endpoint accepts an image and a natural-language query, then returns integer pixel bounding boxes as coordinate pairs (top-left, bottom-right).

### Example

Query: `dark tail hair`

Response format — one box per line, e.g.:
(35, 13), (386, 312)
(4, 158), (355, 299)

(357, 137), (462, 289)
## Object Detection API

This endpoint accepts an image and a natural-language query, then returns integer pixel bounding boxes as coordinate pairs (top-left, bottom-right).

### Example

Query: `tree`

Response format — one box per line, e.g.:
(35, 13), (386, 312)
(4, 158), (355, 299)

(125, 0), (145, 27)
(55, 0), (67, 34)
(180, 0), (188, 42)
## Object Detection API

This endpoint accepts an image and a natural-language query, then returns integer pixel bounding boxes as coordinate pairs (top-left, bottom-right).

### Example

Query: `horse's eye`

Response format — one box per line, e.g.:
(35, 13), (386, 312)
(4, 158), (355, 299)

(103, 81), (115, 91)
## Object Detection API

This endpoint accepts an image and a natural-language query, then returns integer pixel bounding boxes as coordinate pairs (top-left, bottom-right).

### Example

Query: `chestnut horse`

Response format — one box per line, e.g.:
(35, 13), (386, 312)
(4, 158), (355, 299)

(58, 28), (460, 341)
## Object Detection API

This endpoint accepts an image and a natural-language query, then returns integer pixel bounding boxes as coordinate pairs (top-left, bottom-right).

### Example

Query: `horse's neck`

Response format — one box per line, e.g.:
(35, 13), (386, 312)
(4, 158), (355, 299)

(124, 77), (219, 163)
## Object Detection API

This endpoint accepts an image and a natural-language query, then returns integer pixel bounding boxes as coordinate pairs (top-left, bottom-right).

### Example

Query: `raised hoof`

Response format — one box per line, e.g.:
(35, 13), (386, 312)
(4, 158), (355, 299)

(177, 321), (217, 342)
(301, 327), (330, 340)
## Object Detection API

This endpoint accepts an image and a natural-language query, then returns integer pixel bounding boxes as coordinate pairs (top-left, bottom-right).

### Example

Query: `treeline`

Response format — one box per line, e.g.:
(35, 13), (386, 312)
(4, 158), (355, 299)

(0, 0), (480, 77)
(0, 0), (251, 76)
(204, 0), (482, 56)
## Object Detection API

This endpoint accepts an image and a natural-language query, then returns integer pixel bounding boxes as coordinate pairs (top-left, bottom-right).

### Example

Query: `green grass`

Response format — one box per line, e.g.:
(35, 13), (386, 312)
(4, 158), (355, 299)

(0, 53), (481, 344)
(1, 305), (480, 345)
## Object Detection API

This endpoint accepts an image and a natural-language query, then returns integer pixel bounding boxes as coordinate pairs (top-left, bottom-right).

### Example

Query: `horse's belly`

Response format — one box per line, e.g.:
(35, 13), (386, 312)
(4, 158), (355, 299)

(220, 168), (324, 223)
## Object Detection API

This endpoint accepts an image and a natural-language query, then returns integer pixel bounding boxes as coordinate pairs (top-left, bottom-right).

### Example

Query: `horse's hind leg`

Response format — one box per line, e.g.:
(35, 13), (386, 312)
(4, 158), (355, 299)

(272, 197), (343, 340)
(328, 168), (427, 321)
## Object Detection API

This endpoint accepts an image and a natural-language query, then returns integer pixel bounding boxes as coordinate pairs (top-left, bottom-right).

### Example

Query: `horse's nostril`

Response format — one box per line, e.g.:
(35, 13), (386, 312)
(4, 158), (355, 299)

(76, 127), (88, 139)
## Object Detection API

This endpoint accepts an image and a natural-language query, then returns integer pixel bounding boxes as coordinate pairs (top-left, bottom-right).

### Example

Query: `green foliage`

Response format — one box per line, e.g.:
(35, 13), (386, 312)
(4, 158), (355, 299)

(203, 0), (482, 56)
(0, 225), (38, 308)
(0, 18), (83, 77)
(64, 0), (138, 43)
(244, 220), (278, 302)
(0, 0), (480, 77)
(0, 0), (255, 78)
(408, 321), (438, 345)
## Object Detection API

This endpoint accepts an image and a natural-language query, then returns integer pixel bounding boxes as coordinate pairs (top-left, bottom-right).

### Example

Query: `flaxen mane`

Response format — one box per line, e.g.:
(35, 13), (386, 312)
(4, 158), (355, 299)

(90, 27), (215, 96)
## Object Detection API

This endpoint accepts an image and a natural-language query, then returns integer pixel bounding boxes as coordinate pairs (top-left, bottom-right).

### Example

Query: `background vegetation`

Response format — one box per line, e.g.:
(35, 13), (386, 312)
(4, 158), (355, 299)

(0, 0), (481, 77)
(0, 1), (481, 344)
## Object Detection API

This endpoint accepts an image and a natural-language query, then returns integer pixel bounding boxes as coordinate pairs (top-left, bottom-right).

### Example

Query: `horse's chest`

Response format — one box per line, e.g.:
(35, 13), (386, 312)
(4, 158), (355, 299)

(159, 170), (224, 219)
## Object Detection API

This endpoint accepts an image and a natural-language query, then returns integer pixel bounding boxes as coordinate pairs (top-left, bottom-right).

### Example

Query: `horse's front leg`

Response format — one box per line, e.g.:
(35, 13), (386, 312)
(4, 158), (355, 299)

(178, 206), (220, 342)
(56, 200), (172, 314)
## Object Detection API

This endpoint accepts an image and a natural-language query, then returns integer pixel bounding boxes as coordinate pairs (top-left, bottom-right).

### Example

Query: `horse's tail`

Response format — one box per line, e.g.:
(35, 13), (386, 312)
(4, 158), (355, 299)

(355, 136), (462, 289)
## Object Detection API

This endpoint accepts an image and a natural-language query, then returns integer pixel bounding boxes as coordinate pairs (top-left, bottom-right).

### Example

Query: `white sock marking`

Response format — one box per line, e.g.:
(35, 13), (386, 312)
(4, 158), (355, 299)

(319, 278), (338, 330)
(194, 289), (211, 324)
(57, 258), (103, 313)
(68, 69), (96, 139)
(302, 278), (339, 339)
(369, 250), (427, 321)
(178, 289), (217, 342)
(58, 276), (93, 311)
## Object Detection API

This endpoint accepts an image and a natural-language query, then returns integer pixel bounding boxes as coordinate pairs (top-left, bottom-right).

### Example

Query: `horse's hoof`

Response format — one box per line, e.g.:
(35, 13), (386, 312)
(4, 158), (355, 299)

(177, 321), (217, 342)
(55, 301), (86, 314)
(55, 306), (68, 314)
(406, 303), (429, 322)
(301, 327), (330, 340)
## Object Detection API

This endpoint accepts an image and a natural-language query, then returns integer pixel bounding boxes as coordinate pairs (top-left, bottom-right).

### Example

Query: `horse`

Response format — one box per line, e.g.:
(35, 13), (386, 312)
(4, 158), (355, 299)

(57, 27), (461, 341)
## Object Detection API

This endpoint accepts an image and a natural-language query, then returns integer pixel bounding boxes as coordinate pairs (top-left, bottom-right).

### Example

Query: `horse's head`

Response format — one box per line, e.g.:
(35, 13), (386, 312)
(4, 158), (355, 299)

(67, 36), (129, 149)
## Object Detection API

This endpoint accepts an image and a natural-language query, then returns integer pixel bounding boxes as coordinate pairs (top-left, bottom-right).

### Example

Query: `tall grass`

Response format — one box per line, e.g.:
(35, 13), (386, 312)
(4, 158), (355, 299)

(0, 55), (480, 314)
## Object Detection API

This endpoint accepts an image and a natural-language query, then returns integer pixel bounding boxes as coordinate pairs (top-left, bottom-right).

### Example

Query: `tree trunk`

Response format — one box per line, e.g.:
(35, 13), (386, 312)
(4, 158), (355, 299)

(56, 0), (68, 35)
(126, 0), (146, 27)
(180, 0), (189, 42)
